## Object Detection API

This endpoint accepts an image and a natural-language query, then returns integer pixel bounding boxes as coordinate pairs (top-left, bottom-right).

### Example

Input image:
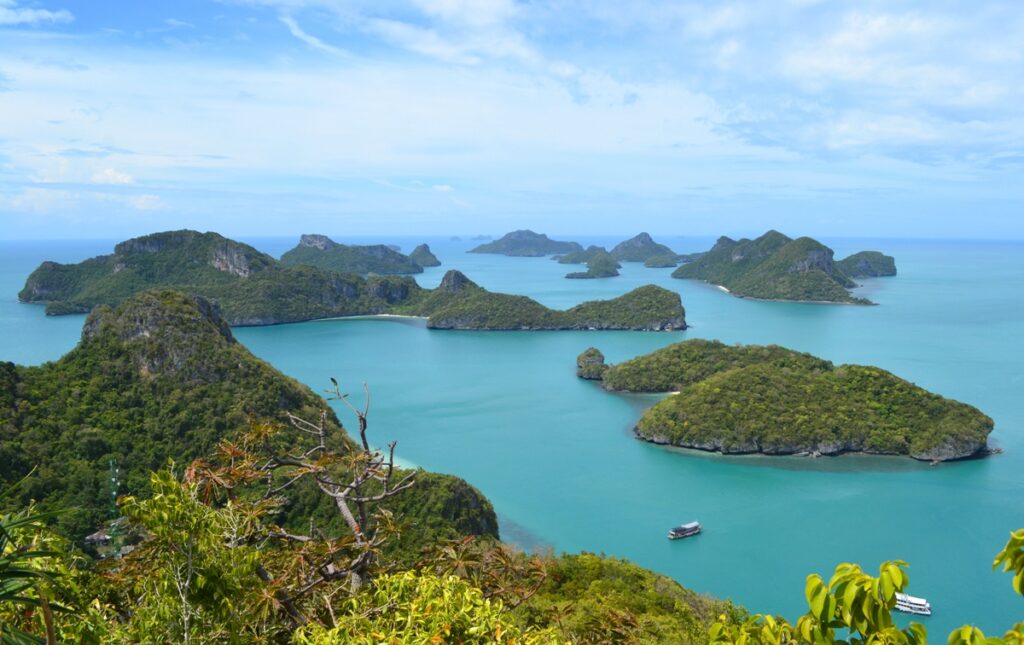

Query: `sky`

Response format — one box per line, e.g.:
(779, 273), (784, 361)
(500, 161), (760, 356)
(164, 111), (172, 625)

(0, 0), (1022, 240)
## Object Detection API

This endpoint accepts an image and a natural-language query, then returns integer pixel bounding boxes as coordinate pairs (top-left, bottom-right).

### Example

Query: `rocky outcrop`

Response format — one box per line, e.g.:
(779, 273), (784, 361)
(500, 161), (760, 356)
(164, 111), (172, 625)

(81, 290), (236, 380)
(299, 233), (334, 250)
(576, 348), (608, 380)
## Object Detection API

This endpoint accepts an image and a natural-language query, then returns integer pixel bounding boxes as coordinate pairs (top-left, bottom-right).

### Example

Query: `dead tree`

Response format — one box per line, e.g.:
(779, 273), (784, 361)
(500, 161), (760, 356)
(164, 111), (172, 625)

(187, 380), (414, 626)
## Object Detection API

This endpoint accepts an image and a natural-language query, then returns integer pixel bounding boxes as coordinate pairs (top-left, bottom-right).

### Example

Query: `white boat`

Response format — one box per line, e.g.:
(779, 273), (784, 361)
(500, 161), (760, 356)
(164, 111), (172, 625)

(667, 521), (701, 540)
(894, 592), (931, 616)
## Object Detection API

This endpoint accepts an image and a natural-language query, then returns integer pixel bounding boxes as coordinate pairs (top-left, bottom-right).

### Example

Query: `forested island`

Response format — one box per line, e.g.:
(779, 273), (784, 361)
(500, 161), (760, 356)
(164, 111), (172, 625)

(671, 231), (896, 303)
(409, 243), (442, 267)
(577, 340), (993, 461)
(19, 230), (683, 330)
(395, 270), (685, 330)
(611, 232), (675, 262)
(836, 250), (898, 277)
(0, 291), (738, 642)
(565, 249), (621, 279)
(469, 229), (582, 256)
(280, 233), (425, 274)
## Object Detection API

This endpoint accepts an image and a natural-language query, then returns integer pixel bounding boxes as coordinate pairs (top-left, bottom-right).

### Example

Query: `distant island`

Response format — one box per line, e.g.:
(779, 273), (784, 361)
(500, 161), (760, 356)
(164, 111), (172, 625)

(836, 250), (897, 278)
(577, 340), (993, 462)
(565, 249), (621, 279)
(671, 231), (896, 303)
(396, 270), (684, 330)
(20, 230), (684, 330)
(0, 289), (498, 543)
(610, 232), (675, 262)
(280, 233), (424, 274)
(644, 254), (681, 268)
(469, 229), (582, 256)
(554, 245), (608, 264)
(409, 243), (442, 267)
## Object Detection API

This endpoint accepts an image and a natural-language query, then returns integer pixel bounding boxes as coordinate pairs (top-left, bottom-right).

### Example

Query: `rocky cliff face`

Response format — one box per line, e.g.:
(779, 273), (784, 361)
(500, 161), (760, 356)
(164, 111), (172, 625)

(81, 290), (236, 381)
(299, 234), (334, 250)
(210, 243), (257, 277)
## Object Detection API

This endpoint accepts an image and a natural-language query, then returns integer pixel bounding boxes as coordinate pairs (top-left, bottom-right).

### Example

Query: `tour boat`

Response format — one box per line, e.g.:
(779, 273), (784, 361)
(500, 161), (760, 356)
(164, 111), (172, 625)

(894, 592), (931, 616)
(667, 521), (702, 540)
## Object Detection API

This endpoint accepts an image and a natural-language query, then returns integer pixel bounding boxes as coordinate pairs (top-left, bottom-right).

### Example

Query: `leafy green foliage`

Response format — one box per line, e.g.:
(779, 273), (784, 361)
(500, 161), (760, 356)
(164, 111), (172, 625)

(712, 532), (1024, 644)
(515, 553), (743, 643)
(279, 234), (424, 275)
(113, 471), (268, 644)
(836, 251), (897, 278)
(710, 561), (927, 645)
(672, 231), (877, 304)
(469, 230), (583, 256)
(994, 528), (1024, 597)
(292, 571), (557, 644)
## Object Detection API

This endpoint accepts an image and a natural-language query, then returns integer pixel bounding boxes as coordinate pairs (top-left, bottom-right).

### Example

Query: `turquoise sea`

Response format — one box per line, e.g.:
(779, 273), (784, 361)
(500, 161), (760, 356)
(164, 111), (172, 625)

(1, 235), (1022, 635)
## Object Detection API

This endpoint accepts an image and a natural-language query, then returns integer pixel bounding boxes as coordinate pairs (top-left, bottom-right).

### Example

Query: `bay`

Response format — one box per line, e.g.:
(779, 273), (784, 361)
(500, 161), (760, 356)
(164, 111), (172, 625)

(1, 235), (1021, 635)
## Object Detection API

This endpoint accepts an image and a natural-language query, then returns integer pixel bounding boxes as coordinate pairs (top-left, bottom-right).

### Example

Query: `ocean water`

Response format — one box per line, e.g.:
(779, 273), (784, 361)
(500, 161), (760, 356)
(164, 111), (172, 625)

(1, 235), (1022, 635)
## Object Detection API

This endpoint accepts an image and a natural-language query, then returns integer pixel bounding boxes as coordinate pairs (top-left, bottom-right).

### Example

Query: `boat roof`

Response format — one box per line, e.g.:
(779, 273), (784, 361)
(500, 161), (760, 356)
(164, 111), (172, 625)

(673, 521), (700, 530)
(895, 593), (929, 604)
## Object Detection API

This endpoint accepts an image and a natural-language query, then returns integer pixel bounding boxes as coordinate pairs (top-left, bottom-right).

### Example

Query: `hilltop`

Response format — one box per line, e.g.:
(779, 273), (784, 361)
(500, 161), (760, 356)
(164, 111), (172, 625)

(468, 230), (582, 256)
(579, 340), (993, 461)
(0, 290), (498, 543)
(409, 243), (442, 267)
(280, 233), (424, 274)
(401, 270), (684, 330)
(611, 232), (675, 262)
(671, 231), (892, 303)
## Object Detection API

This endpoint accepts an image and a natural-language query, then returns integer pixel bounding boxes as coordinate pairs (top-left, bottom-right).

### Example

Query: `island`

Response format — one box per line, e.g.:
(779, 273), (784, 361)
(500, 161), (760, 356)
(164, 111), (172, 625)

(555, 245), (609, 264)
(0, 289), (499, 543)
(577, 340), (994, 462)
(643, 254), (681, 268)
(395, 270), (685, 330)
(565, 250), (621, 279)
(611, 232), (675, 262)
(836, 250), (897, 278)
(20, 230), (685, 331)
(468, 229), (582, 256)
(280, 233), (424, 274)
(671, 231), (895, 304)
(409, 243), (442, 267)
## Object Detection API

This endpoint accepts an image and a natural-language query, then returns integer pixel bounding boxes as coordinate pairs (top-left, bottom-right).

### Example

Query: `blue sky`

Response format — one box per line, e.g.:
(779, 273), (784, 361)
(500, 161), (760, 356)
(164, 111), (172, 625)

(0, 0), (1022, 239)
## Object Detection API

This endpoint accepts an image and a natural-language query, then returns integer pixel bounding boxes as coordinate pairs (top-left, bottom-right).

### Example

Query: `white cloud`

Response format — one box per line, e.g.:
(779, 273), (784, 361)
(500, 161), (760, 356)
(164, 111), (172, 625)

(91, 168), (134, 185)
(432, 184), (453, 192)
(0, 0), (72, 26)
(127, 194), (165, 210)
(279, 15), (349, 56)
